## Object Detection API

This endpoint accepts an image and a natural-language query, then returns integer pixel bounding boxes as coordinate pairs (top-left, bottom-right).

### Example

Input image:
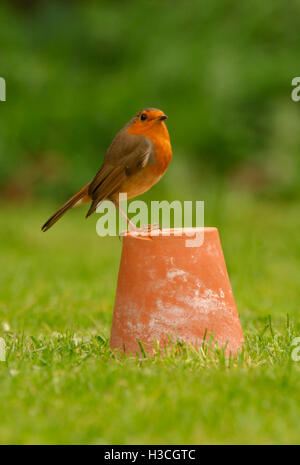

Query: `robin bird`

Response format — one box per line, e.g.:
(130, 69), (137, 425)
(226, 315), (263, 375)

(41, 108), (172, 232)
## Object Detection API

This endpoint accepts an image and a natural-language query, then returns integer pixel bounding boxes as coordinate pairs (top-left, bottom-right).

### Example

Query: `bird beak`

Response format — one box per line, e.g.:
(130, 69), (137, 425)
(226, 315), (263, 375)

(157, 115), (168, 121)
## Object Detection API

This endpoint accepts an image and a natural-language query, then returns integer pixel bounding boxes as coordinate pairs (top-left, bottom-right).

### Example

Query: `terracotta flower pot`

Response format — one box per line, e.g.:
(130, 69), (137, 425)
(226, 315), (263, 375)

(110, 228), (243, 355)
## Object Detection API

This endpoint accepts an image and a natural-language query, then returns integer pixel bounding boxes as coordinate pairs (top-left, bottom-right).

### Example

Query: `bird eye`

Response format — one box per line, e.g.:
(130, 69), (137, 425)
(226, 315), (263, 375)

(140, 113), (147, 121)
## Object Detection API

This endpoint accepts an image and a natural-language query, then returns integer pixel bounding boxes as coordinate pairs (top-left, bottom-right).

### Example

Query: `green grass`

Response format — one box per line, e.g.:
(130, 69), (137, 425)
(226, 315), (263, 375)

(0, 185), (300, 445)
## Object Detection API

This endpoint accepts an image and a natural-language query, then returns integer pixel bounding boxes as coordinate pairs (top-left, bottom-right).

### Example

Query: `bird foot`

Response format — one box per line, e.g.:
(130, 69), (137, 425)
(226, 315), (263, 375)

(133, 223), (161, 234)
(119, 223), (161, 239)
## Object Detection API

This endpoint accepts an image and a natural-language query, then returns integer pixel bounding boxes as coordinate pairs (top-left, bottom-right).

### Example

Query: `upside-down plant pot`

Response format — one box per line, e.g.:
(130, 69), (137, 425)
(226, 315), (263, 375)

(110, 227), (243, 356)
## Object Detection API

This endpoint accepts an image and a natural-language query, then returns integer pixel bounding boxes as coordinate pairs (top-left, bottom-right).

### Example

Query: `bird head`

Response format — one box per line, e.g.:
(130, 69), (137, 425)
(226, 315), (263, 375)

(126, 108), (168, 136)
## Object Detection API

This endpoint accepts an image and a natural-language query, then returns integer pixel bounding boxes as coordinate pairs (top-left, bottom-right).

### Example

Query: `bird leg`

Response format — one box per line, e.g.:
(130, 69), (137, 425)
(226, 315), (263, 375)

(112, 200), (160, 237)
(112, 199), (137, 232)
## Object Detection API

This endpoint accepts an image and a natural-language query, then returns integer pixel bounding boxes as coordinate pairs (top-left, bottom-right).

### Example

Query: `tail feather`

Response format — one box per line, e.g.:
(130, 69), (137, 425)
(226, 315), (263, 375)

(85, 198), (100, 218)
(41, 185), (90, 232)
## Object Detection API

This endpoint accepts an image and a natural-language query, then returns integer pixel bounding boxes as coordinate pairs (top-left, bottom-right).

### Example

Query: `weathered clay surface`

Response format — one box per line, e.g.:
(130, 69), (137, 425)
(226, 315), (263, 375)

(110, 228), (244, 355)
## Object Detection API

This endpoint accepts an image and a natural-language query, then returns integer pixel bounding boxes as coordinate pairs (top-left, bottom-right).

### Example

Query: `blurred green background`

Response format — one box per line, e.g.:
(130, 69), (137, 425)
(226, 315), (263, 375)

(1, 0), (300, 203)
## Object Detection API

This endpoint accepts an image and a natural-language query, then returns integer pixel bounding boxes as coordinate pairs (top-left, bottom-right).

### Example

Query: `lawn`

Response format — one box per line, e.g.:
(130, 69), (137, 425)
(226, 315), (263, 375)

(0, 182), (300, 445)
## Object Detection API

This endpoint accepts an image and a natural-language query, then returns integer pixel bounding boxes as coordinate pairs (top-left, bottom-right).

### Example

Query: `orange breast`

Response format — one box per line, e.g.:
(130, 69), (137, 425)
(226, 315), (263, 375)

(127, 120), (173, 175)
(121, 121), (173, 199)
(147, 131), (173, 176)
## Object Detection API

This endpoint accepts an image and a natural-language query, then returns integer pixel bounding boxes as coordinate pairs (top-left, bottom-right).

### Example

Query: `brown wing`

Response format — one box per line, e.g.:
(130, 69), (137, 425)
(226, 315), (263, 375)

(86, 130), (154, 217)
